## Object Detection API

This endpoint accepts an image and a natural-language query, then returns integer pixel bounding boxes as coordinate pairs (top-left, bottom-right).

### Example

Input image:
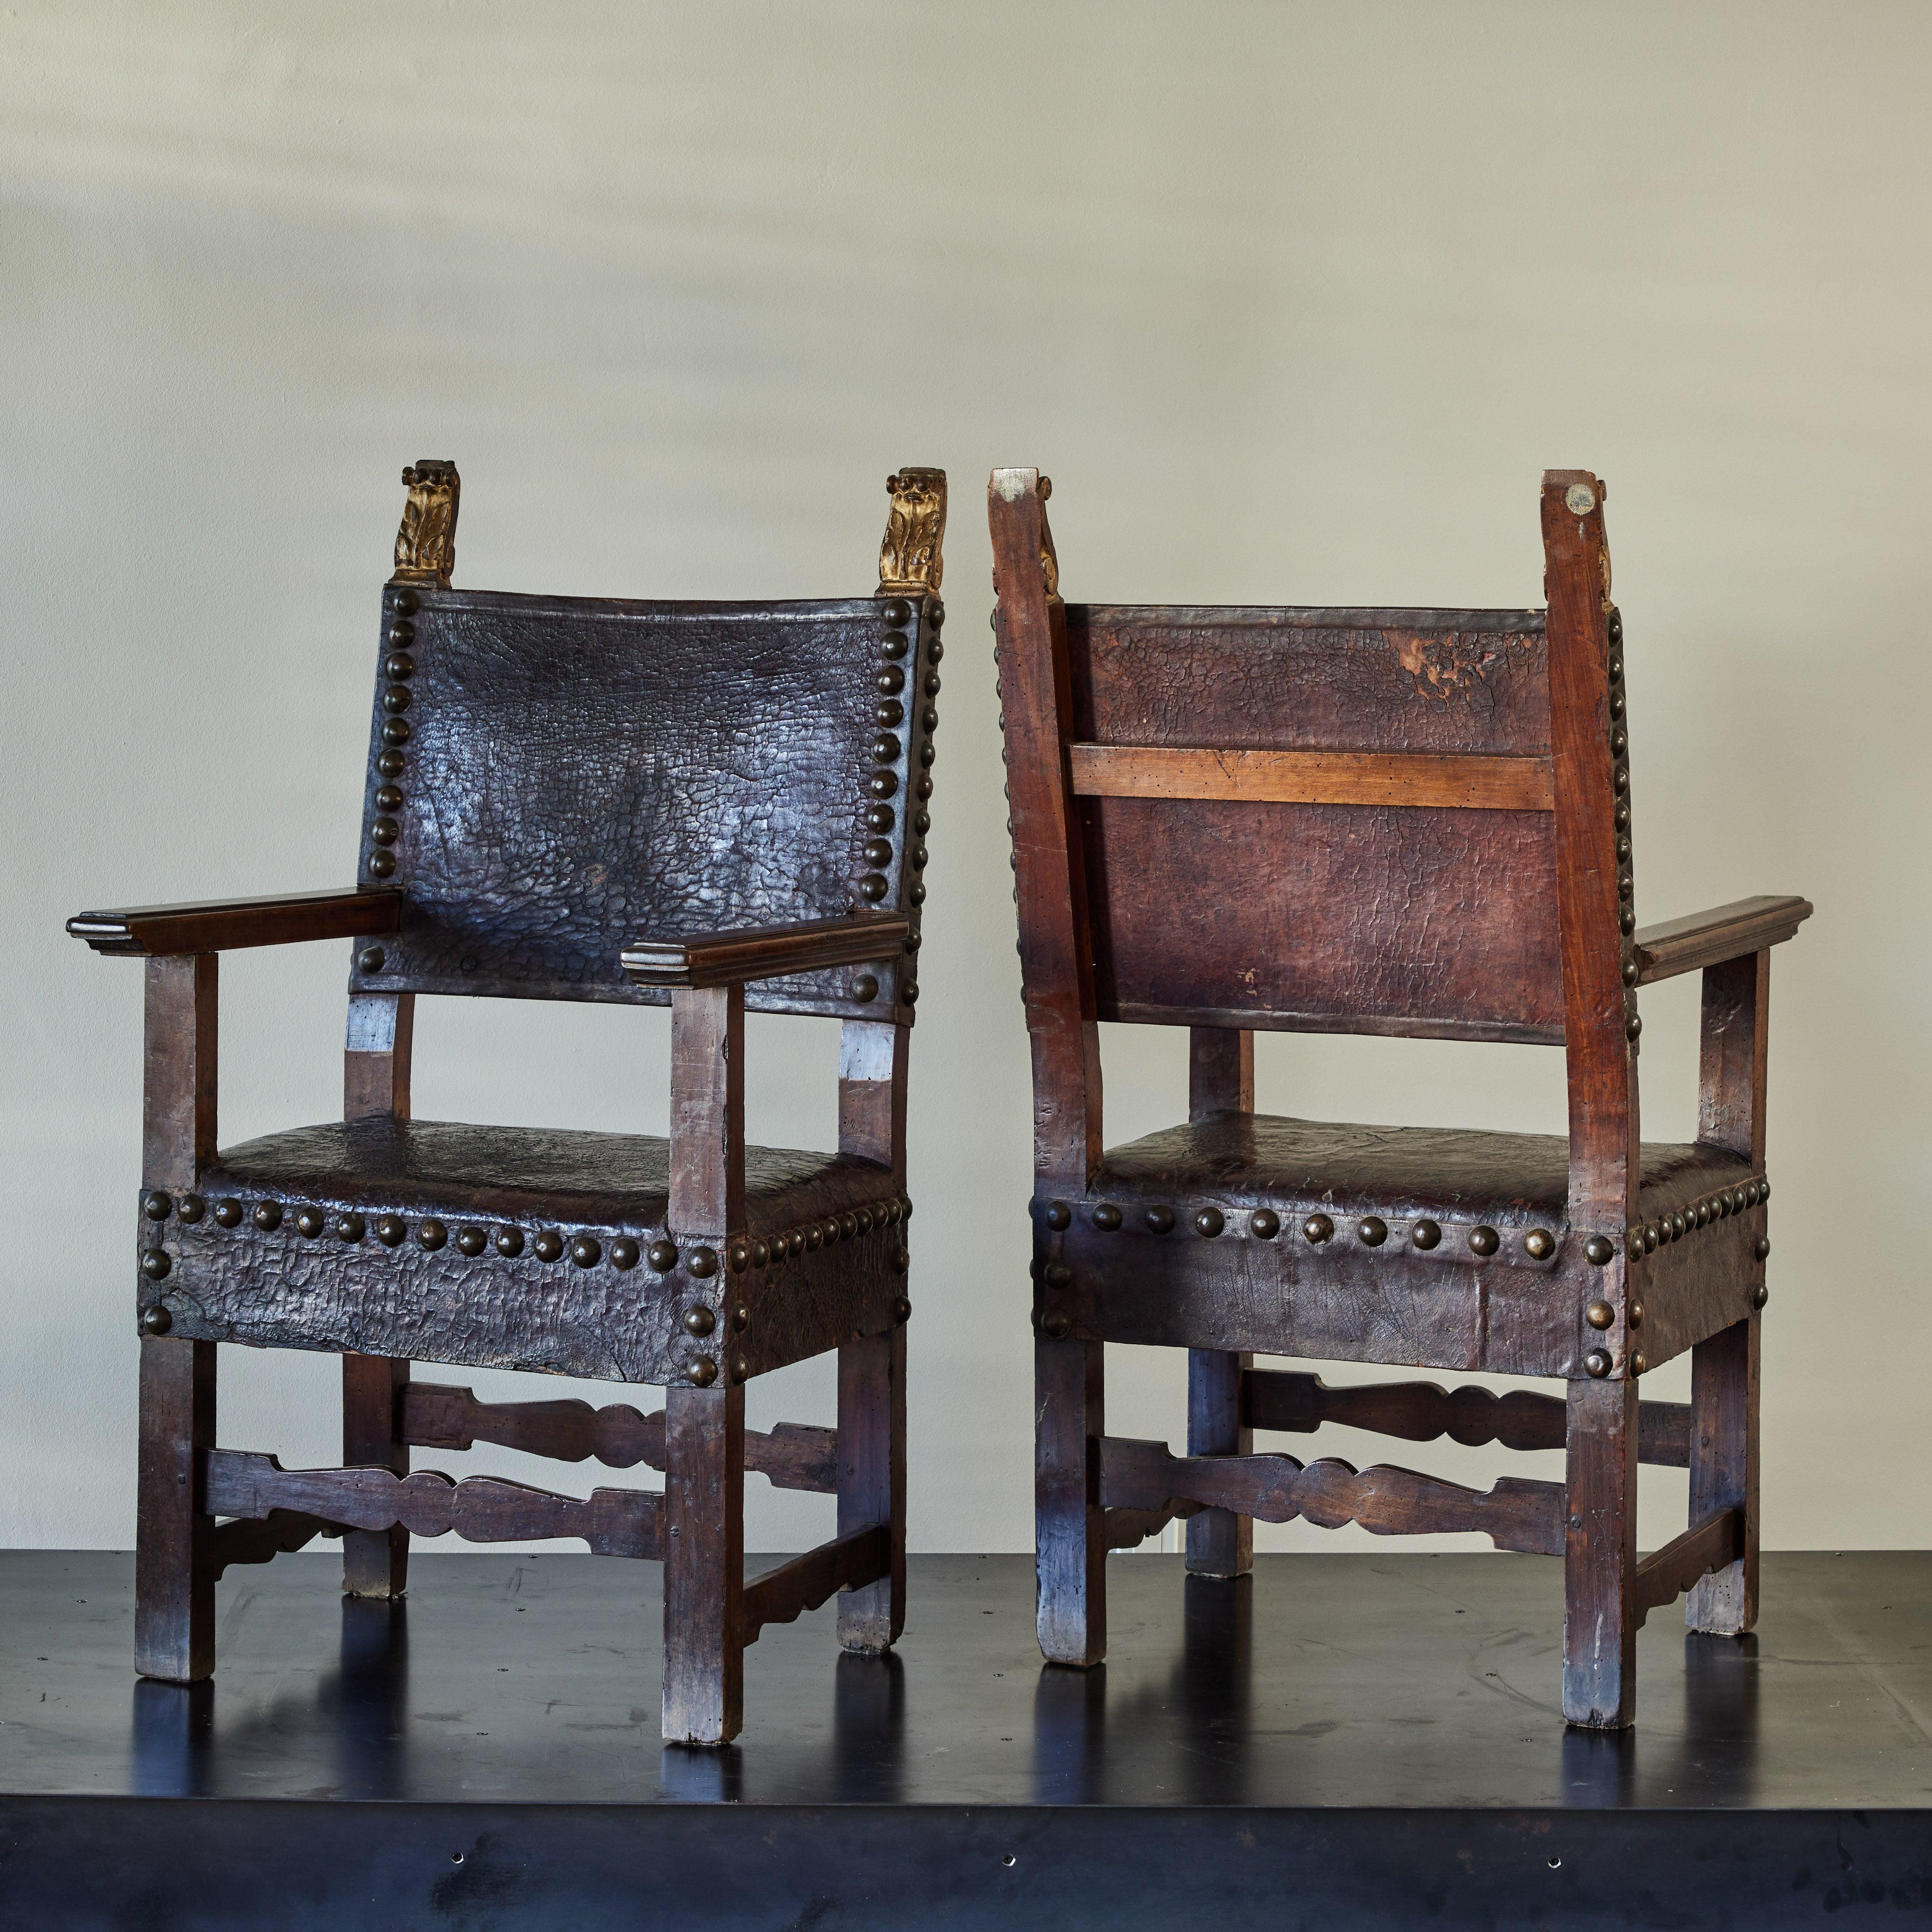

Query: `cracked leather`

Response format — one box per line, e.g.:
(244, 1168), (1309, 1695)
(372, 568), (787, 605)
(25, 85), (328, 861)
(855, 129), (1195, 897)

(1090, 1111), (1752, 1224)
(352, 589), (933, 1019)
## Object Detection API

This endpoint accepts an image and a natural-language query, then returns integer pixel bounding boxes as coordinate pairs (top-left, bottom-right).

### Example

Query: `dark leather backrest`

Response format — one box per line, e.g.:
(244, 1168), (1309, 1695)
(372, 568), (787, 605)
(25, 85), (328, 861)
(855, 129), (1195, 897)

(1063, 604), (1566, 1043)
(352, 586), (933, 1020)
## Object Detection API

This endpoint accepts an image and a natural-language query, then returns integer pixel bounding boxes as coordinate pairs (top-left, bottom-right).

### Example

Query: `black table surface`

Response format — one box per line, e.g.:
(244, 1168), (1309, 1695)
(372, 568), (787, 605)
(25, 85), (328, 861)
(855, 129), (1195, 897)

(1, 1550), (1927, 1928)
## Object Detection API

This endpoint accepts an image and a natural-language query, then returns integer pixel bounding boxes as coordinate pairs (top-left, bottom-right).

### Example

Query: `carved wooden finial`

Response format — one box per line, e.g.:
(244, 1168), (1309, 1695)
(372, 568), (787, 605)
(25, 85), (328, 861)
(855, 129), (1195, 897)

(1036, 473), (1059, 602)
(392, 460), (460, 586)
(878, 468), (946, 596)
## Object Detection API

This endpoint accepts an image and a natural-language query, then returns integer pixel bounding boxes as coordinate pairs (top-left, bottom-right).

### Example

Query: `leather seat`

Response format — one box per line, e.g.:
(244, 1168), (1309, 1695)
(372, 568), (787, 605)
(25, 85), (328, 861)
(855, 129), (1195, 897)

(199, 1117), (893, 1239)
(1096, 1111), (1755, 1233)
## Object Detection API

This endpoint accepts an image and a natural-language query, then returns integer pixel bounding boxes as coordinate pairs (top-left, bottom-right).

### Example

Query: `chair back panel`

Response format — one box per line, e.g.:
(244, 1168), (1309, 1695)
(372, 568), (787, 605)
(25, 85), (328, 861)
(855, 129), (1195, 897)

(353, 587), (923, 1020)
(1063, 605), (1564, 1042)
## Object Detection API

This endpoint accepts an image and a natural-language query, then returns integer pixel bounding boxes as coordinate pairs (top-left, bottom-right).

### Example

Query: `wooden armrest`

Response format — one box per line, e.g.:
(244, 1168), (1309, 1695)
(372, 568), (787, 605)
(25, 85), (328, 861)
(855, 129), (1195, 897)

(621, 912), (910, 989)
(67, 888), (405, 957)
(1632, 894), (1813, 985)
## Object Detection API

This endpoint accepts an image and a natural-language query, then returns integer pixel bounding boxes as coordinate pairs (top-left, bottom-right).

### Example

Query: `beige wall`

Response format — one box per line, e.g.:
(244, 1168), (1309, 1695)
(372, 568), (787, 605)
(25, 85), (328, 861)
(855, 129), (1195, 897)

(3, 3), (1926, 1555)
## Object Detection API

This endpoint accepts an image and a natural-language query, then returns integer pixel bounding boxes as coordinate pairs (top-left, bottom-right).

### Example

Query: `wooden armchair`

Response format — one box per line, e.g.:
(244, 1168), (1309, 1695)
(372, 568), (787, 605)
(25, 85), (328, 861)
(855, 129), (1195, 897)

(990, 466), (1809, 1728)
(70, 459), (949, 1745)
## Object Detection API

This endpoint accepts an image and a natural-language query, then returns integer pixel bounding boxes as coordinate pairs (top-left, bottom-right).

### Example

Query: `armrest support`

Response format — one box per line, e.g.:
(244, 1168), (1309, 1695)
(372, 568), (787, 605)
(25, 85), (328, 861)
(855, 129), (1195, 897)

(68, 888), (404, 958)
(622, 911), (910, 990)
(1632, 895), (1812, 985)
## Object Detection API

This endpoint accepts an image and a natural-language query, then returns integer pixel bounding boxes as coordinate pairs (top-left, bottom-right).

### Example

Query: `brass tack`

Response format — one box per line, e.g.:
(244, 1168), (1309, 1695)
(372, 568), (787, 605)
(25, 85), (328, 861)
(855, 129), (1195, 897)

(1755, 1235), (1770, 1261)
(926, 637), (944, 663)
(921, 706), (938, 732)
(1621, 960), (1639, 989)
(454, 1224), (485, 1255)
(494, 1226), (523, 1258)
(357, 947), (386, 974)
(1619, 909), (1636, 935)
(1303, 1212), (1334, 1245)
(1610, 727), (1628, 755)
(855, 1207), (875, 1235)
(1525, 1228), (1556, 1260)
(370, 817), (399, 846)
(1044, 1201), (1072, 1230)
(1669, 1212), (1686, 1239)
(803, 1222), (824, 1251)
(926, 596), (944, 626)
(901, 973), (921, 996)
(369, 850), (396, 878)
(648, 1239), (678, 1271)
(337, 1212), (367, 1242)
(1585, 1300), (1615, 1330)
(1250, 1209), (1280, 1240)
(867, 772), (897, 800)
(143, 1191), (172, 1221)
(923, 670), (941, 697)
(1194, 1206), (1225, 1238)
(1612, 801), (1630, 830)
(177, 1194), (204, 1224)
(730, 1355), (749, 1382)
(1584, 1234), (1615, 1266)
(1615, 835), (1631, 860)
(1469, 1225), (1499, 1257)
(382, 685), (412, 715)
(732, 1306), (750, 1331)
(213, 1198), (243, 1229)
(838, 1212), (859, 1239)
(140, 1249), (171, 1281)
(1612, 767), (1629, 795)
(296, 1206), (326, 1238)
(392, 589), (419, 615)
(1044, 1261), (1072, 1285)
(879, 634), (909, 661)
(533, 1230), (564, 1262)
(752, 1239), (770, 1267)
(388, 621), (415, 648)
(1410, 1219), (1441, 1251)
(1631, 1352), (1647, 1376)
(140, 1304), (173, 1335)
(377, 749), (405, 779)
(1357, 1216), (1387, 1247)
(1643, 1222), (1659, 1252)
(729, 1241), (750, 1273)
(381, 718), (411, 746)
(1752, 1284), (1769, 1309)
(385, 651), (414, 680)
(1747, 1179), (1763, 1206)
(1146, 1206), (1175, 1234)
(1039, 1309), (1072, 1339)
(686, 1357), (718, 1388)
(1584, 1348), (1612, 1379)
(610, 1238), (639, 1270)
(857, 872), (889, 901)
(1617, 873), (1633, 900)
(684, 1307), (716, 1337)
(1759, 1176), (1770, 1201)
(1693, 1203), (1709, 1227)
(876, 665), (906, 695)
(893, 1295), (913, 1322)
(1626, 1225), (1643, 1255)
(1092, 1203), (1122, 1232)
(862, 838), (893, 866)
(865, 803), (895, 833)
(1629, 1302), (1643, 1327)
(876, 698), (904, 727)
(687, 1244), (717, 1277)
(417, 1219), (447, 1251)
(373, 1214), (404, 1246)
(916, 775), (933, 800)
(914, 806), (932, 832)
(879, 598), (913, 627)
(893, 1246), (910, 1274)
(571, 1235), (602, 1268)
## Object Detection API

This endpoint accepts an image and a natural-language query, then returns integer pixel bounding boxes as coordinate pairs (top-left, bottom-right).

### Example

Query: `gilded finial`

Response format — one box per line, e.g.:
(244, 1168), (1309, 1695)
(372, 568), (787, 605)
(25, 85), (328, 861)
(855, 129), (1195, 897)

(878, 468), (946, 596)
(392, 460), (460, 586)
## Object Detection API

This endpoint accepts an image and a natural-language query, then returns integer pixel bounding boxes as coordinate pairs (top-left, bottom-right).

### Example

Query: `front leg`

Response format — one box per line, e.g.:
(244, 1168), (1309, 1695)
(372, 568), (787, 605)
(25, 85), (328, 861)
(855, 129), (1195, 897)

(1036, 1336), (1105, 1667)
(662, 1382), (745, 1745)
(1563, 1375), (1639, 1727)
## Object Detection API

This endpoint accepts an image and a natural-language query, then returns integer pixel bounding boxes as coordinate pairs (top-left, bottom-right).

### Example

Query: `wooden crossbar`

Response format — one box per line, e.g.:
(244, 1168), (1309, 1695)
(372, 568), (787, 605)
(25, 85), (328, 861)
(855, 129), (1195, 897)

(1068, 745), (1556, 812)
(1633, 1507), (1744, 1621)
(401, 1383), (838, 1493)
(1243, 1370), (1692, 1468)
(203, 1449), (662, 1560)
(209, 1509), (339, 1579)
(1098, 1435), (1565, 1556)
(740, 1523), (891, 1647)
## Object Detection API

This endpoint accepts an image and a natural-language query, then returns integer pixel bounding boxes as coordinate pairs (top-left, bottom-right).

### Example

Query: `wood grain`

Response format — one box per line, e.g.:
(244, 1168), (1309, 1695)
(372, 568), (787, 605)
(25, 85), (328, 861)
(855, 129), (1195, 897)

(135, 1338), (216, 1682)
(1686, 1317), (1759, 1634)
(662, 1382), (743, 1745)
(209, 1509), (337, 1578)
(341, 1354), (410, 1598)
(1563, 1375), (1638, 1728)
(68, 887), (404, 958)
(1635, 1506), (1743, 1620)
(1070, 745), (1555, 811)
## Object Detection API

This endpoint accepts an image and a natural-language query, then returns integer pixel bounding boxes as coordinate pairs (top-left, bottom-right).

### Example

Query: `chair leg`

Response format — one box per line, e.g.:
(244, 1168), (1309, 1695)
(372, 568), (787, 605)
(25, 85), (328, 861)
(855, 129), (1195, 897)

(662, 1380), (744, 1745)
(342, 1354), (410, 1599)
(1563, 1375), (1639, 1728)
(1036, 1336), (1105, 1667)
(1687, 1315), (1760, 1635)
(135, 1336), (216, 1683)
(1185, 1349), (1253, 1578)
(837, 1327), (906, 1653)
